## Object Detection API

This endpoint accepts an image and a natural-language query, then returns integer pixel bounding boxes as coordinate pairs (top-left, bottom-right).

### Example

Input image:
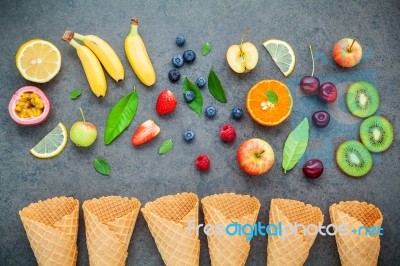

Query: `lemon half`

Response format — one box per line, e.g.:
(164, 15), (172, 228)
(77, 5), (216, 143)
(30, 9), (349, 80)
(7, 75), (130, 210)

(16, 39), (61, 83)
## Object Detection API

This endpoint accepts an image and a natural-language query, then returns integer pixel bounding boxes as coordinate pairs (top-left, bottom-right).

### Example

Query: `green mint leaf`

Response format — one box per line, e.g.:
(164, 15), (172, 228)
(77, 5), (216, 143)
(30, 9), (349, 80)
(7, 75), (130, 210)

(93, 157), (111, 176)
(201, 42), (211, 56)
(182, 77), (203, 118)
(104, 88), (139, 145)
(266, 90), (279, 104)
(282, 117), (309, 173)
(159, 139), (173, 154)
(70, 89), (82, 100)
(208, 67), (227, 103)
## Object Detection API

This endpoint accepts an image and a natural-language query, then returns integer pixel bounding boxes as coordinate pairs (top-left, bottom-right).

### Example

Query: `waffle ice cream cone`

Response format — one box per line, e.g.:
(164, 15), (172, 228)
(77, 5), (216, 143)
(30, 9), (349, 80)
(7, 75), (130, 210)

(201, 193), (261, 266)
(141, 192), (200, 266)
(267, 198), (324, 266)
(19, 196), (79, 266)
(329, 201), (383, 266)
(82, 196), (141, 266)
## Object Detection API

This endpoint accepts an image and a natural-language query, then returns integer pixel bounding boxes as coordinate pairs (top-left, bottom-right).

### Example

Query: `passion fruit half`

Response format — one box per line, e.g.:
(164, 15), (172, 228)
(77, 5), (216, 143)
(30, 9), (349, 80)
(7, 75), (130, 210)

(8, 86), (50, 126)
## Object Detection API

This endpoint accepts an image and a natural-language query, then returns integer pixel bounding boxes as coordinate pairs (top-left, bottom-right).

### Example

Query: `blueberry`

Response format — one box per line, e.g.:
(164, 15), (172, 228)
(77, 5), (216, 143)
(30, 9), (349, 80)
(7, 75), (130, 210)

(183, 50), (196, 63)
(172, 54), (184, 68)
(232, 107), (243, 119)
(196, 77), (206, 89)
(184, 91), (195, 103)
(168, 69), (180, 82)
(183, 129), (195, 142)
(176, 35), (185, 46)
(205, 106), (217, 118)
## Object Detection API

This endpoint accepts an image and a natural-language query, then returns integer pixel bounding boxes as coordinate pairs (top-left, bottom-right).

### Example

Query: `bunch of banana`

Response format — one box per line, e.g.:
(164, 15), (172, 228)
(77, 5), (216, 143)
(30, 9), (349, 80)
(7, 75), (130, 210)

(61, 31), (124, 98)
(125, 18), (156, 87)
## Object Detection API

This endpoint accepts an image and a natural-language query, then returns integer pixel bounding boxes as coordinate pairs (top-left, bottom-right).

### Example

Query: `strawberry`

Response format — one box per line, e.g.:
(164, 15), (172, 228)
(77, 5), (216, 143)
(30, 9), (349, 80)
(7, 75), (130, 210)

(156, 90), (177, 115)
(131, 119), (160, 146)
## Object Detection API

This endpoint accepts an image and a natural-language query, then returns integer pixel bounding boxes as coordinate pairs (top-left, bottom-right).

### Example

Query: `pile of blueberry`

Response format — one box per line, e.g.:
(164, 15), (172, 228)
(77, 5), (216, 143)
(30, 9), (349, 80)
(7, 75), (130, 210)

(168, 35), (201, 83)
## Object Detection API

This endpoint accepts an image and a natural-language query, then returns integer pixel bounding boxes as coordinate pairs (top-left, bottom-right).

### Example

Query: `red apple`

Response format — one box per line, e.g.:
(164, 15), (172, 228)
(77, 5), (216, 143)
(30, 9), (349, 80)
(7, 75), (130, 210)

(237, 138), (275, 176)
(332, 38), (362, 68)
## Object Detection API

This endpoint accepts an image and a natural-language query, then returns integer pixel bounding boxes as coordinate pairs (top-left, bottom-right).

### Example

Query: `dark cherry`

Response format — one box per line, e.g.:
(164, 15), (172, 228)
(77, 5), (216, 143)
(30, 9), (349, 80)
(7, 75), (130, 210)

(300, 76), (320, 94)
(312, 110), (330, 128)
(302, 159), (324, 179)
(318, 82), (337, 103)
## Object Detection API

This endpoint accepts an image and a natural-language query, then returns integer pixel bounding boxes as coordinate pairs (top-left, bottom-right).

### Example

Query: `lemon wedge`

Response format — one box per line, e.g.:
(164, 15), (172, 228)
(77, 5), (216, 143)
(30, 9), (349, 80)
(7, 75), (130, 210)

(263, 39), (295, 77)
(30, 122), (68, 158)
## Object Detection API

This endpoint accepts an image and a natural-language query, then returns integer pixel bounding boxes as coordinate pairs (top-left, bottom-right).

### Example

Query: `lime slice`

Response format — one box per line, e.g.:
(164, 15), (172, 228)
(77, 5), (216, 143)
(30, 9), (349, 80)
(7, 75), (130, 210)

(30, 122), (68, 158)
(263, 39), (296, 77)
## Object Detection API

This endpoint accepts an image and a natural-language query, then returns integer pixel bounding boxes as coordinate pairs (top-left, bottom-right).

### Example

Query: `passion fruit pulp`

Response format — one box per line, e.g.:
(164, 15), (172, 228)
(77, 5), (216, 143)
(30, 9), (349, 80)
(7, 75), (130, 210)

(8, 86), (50, 126)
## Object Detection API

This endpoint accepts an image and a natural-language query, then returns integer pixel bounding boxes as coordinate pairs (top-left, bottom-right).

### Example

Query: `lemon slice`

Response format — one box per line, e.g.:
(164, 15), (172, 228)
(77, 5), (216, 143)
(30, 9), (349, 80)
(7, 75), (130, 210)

(263, 39), (295, 77)
(30, 122), (68, 158)
(16, 39), (61, 83)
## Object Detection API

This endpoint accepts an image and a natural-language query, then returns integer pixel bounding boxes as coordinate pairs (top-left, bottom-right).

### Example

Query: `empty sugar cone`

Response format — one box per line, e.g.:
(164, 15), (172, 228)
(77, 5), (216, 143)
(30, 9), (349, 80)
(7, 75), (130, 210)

(141, 192), (200, 266)
(267, 198), (324, 266)
(329, 201), (383, 266)
(82, 196), (141, 266)
(19, 196), (79, 266)
(201, 193), (261, 266)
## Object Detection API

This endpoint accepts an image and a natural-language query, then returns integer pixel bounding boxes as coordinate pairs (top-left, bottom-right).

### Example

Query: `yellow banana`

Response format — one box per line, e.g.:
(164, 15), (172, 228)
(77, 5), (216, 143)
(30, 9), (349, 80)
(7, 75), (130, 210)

(73, 32), (124, 82)
(125, 18), (156, 86)
(62, 31), (107, 98)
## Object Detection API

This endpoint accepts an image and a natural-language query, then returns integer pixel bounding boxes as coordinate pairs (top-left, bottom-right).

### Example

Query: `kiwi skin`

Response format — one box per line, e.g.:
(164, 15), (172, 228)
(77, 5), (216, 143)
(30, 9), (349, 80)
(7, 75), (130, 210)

(346, 81), (379, 118)
(360, 116), (394, 152)
(336, 140), (372, 177)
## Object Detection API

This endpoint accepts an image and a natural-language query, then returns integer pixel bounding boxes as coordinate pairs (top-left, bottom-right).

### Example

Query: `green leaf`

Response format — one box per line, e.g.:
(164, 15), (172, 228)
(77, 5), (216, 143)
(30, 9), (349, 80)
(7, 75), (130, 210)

(266, 90), (279, 104)
(104, 88), (139, 145)
(159, 139), (173, 154)
(182, 77), (203, 118)
(208, 68), (227, 103)
(282, 117), (309, 173)
(70, 89), (82, 100)
(93, 157), (111, 176)
(201, 42), (211, 56)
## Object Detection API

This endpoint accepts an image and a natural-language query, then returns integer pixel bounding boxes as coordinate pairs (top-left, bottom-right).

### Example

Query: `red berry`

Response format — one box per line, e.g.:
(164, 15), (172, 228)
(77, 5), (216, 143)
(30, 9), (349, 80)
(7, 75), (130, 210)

(156, 90), (177, 115)
(219, 124), (236, 143)
(131, 120), (160, 146)
(195, 154), (210, 171)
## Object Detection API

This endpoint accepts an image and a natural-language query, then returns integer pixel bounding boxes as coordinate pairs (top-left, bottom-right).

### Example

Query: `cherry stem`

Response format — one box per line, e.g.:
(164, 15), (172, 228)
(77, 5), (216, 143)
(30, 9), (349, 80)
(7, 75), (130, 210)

(79, 108), (86, 122)
(348, 38), (356, 52)
(309, 44), (315, 77)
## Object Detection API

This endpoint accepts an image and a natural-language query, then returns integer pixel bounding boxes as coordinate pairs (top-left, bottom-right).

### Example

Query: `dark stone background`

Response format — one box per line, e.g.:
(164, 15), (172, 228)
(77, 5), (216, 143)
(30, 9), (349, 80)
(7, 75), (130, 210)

(1, 0), (399, 265)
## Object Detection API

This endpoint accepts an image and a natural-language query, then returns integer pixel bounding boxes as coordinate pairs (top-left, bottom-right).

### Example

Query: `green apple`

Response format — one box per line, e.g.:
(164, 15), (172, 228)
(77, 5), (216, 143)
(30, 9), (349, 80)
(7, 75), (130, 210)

(70, 108), (97, 147)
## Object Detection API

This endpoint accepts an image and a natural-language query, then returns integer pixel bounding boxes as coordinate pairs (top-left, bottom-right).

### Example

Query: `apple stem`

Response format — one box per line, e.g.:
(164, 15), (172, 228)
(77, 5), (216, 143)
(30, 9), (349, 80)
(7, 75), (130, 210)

(256, 149), (265, 158)
(309, 44), (315, 77)
(348, 38), (356, 52)
(79, 108), (86, 122)
(240, 28), (249, 48)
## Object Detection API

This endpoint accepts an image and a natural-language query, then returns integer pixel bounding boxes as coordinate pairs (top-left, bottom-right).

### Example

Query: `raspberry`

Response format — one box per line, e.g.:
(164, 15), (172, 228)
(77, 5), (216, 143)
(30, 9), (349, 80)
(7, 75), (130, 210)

(219, 124), (236, 143)
(195, 154), (210, 171)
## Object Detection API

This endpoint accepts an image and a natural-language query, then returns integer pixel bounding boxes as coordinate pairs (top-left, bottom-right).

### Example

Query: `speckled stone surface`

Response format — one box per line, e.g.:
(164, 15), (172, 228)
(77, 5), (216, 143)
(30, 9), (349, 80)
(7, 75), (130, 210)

(1, 0), (399, 265)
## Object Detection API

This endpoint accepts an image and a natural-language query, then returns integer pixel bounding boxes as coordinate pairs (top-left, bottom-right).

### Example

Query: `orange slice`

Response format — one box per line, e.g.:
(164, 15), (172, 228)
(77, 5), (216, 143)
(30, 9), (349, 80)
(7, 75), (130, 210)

(246, 80), (293, 126)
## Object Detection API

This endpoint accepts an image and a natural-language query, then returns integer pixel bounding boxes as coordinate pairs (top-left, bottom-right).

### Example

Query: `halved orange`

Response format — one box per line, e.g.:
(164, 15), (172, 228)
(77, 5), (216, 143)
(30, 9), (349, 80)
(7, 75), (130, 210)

(246, 80), (293, 126)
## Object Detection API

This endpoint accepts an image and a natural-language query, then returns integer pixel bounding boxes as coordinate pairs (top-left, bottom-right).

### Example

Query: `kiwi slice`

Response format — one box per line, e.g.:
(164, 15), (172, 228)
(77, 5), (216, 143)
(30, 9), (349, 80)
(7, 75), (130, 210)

(336, 140), (372, 177)
(346, 81), (379, 118)
(360, 116), (394, 152)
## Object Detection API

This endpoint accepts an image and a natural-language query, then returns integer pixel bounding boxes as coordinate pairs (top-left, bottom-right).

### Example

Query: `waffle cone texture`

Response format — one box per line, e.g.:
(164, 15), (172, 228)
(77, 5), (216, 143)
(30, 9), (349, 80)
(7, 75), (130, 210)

(201, 193), (261, 266)
(19, 196), (79, 266)
(82, 195), (141, 266)
(329, 201), (383, 266)
(267, 198), (324, 266)
(141, 192), (200, 266)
